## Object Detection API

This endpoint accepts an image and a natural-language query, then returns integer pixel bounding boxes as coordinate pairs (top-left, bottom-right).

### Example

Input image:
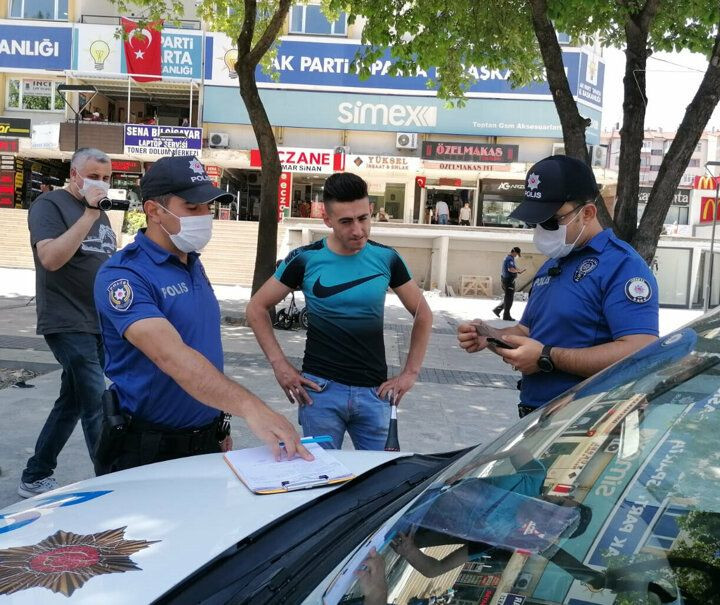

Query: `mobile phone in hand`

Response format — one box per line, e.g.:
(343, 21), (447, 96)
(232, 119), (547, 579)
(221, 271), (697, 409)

(486, 336), (517, 350)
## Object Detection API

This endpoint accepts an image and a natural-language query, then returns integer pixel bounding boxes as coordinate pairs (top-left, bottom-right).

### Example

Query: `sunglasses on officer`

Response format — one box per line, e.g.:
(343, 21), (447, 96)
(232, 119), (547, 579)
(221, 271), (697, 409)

(527, 202), (590, 231)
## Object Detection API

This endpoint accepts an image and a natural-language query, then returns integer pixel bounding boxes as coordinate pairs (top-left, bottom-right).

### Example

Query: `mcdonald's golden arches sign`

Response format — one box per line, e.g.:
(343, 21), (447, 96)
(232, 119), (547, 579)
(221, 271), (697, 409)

(700, 196), (720, 223)
(693, 175), (717, 190)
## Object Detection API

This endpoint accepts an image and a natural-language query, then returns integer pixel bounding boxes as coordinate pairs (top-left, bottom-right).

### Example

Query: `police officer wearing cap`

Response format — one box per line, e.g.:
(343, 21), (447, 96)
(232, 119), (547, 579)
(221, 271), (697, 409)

(93, 155), (311, 471)
(458, 155), (659, 417)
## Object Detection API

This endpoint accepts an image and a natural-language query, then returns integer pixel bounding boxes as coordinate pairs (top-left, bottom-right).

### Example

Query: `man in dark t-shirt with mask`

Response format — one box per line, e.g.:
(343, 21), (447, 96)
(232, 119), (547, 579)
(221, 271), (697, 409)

(18, 148), (117, 498)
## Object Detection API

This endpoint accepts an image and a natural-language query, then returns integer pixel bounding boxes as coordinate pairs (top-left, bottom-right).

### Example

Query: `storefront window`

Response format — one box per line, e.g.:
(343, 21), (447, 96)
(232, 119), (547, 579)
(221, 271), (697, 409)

(481, 194), (525, 227)
(637, 203), (689, 225)
(10, 0), (67, 19)
(6, 79), (65, 112)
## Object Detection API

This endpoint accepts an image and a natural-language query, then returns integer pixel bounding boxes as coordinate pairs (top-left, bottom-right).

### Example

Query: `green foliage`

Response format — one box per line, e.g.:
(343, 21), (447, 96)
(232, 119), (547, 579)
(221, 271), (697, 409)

(122, 210), (147, 234)
(334, 0), (720, 101)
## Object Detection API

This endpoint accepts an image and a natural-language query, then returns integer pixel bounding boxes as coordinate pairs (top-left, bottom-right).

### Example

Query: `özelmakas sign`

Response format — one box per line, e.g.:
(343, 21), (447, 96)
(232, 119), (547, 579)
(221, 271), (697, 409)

(422, 142), (519, 163)
(0, 24), (72, 71)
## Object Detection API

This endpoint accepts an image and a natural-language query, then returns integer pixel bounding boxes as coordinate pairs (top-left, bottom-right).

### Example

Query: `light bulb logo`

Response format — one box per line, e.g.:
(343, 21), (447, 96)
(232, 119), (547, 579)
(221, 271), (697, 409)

(89, 40), (110, 70)
(224, 49), (238, 79)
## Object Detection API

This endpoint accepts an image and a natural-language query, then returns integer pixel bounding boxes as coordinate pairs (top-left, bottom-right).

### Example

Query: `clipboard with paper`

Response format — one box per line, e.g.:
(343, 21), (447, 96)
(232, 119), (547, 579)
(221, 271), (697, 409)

(223, 442), (355, 494)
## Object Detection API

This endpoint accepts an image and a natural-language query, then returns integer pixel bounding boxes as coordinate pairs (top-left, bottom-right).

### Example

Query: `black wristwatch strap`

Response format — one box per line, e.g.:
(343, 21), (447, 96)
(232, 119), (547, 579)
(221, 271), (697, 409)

(539, 344), (555, 372)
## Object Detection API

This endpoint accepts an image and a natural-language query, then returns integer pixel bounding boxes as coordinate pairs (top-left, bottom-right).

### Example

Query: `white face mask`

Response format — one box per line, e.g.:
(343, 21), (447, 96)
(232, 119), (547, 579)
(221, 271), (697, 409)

(533, 208), (586, 259)
(78, 175), (110, 199)
(154, 202), (213, 253)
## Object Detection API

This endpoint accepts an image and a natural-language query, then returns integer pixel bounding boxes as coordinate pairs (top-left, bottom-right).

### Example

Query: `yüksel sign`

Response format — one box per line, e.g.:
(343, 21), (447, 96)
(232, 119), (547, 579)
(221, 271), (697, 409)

(347, 154), (420, 173)
(123, 125), (203, 157)
(249, 147), (345, 173)
(422, 141), (519, 163)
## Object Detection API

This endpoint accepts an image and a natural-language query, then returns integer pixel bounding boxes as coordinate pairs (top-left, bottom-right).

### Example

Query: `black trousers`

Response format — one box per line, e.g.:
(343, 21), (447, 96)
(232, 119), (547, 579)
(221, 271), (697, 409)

(494, 277), (516, 319)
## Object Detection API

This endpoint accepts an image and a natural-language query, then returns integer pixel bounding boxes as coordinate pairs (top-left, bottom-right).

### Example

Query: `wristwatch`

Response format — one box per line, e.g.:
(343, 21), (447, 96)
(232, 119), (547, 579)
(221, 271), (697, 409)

(538, 344), (555, 373)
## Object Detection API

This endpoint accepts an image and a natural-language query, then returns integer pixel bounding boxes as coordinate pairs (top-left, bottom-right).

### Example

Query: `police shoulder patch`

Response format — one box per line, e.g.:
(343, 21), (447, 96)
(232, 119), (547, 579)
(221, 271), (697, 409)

(107, 278), (134, 311)
(573, 257), (599, 282)
(625, 277), (652, 303)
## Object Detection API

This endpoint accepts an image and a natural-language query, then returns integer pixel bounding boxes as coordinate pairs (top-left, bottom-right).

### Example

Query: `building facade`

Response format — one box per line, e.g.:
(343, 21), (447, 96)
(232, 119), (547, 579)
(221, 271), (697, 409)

(0, 0), (606, 223)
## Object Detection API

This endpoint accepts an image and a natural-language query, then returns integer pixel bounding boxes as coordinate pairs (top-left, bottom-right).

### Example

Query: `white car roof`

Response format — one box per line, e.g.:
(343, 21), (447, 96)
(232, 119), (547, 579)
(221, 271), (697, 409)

(0, 450), (407, 604)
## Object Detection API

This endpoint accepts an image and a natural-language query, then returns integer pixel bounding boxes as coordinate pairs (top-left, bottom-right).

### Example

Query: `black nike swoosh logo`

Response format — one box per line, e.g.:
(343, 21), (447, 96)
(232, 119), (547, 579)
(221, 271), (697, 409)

(312, 273), (384, 298)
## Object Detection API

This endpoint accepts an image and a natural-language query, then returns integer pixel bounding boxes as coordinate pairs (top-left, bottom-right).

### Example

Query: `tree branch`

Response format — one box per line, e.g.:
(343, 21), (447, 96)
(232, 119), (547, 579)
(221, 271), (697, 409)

(249, 0), (292, 66)
(237, 0), (256, 58)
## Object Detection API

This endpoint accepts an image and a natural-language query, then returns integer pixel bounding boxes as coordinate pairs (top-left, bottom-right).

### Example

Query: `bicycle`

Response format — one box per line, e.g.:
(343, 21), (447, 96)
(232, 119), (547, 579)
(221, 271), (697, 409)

(274, 290), (308, 330)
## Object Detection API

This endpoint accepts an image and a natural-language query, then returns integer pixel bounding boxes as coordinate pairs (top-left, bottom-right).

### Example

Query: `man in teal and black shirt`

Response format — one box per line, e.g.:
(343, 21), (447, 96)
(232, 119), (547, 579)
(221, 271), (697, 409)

(247, 173), (432, 450)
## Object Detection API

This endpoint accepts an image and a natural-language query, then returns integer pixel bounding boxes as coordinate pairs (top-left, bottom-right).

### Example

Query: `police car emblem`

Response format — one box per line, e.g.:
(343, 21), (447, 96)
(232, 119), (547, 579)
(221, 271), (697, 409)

(573, 257), (599, 282)
(108, 279), (133, 311)
(625, 277), (652, 303)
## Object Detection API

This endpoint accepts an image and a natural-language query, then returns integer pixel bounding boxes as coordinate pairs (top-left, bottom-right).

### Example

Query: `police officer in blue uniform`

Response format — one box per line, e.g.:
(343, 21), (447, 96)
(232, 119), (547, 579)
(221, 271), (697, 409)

(493, 246), (525, 321)
(458, 155), (659, 417)
(93, 155), (310, 472)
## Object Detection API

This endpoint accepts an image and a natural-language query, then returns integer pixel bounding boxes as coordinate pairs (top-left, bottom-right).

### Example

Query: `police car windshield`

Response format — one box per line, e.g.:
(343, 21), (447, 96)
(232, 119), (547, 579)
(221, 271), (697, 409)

(333, 311), (720, 605)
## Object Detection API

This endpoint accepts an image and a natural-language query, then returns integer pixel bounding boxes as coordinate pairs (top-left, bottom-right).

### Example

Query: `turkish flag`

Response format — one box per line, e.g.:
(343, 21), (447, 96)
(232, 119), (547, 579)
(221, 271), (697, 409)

(122, 17), (163, 82)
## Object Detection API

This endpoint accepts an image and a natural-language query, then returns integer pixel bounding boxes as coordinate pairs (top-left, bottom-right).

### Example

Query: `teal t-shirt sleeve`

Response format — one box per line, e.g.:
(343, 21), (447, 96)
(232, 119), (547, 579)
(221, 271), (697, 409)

(94, 267), (165, 338)
(274, 248), (306, 289)
(482, 458), (546, 497)
(389, 250), (412, 288)
(603, 257), (659, 339)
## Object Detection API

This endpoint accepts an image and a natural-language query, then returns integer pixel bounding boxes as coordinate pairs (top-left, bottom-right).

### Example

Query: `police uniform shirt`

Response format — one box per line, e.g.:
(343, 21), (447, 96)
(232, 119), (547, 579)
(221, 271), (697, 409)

(501, 254), (517, 281)
(519, 229), (659, 409)
(275, 238), (411, 387)
(94, 229), (222, 429)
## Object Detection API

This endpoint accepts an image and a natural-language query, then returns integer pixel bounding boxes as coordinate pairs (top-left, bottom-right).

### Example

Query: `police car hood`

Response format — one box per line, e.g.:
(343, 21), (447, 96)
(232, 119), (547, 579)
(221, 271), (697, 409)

(0, 450), (408, 604)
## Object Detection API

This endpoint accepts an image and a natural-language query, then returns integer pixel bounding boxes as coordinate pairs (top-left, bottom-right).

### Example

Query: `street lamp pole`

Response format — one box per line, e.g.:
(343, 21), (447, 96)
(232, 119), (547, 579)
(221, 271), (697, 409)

(703, 161), (720, 312)
(56, 84), (98, 151)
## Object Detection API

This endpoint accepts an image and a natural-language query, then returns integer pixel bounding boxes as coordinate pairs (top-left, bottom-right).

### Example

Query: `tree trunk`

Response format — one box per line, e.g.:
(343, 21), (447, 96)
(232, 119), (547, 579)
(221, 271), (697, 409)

(633, 29), (720, 262)
(526, 0), (614, 228)
(236, 63), (281, 294)
(612, 6), (656, 243)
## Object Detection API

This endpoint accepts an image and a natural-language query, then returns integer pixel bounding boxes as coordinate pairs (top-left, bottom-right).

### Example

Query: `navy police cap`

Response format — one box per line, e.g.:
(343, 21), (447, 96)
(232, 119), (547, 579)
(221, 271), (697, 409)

(140, 155), (234, 204)
(509, 155), (599, 224)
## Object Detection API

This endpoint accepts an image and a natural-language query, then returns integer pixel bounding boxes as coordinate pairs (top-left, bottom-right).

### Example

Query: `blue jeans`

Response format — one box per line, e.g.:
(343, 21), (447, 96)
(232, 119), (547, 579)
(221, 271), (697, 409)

(438, 214), (449, 225)
(22, 332), (105, 483)
(299, 372), (392, 450)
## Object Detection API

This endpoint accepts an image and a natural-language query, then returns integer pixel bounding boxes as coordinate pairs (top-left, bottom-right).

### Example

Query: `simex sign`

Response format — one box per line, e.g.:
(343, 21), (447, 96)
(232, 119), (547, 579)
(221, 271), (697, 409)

(337, 101), (437, 128)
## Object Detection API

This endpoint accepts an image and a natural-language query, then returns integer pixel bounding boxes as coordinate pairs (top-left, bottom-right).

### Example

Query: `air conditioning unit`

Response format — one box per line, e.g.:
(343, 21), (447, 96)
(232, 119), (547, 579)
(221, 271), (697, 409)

(396, 132), (418, 150)
(208, 132), (229, 148)
(590, 144), (607, 167)
(551, 143), (566, 156)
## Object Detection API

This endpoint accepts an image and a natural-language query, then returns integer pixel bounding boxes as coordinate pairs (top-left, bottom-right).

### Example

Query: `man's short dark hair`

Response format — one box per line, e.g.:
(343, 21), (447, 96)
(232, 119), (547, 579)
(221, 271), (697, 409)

(323, 173), (368, 204)
(42, 176), (54, 186)
(512, 247), (521, 254)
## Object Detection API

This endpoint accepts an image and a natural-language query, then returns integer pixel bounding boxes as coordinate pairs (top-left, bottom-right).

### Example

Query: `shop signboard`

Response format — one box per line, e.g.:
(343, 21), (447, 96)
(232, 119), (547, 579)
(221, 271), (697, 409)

(347, 154), (420, 173)
(699, 196), (720, 223)
(250, 147), (344, 173)
(0, 24), (73, 71)
(74, 23), (212, 80)
(207, 35), (603, 110)
(483, 180), (526, 194)
(0, 117), (31, 138)
(423, 160), (512, 172)
(204, 89), (602, 144)
(422, 142), (519, 163)
(111, 160), (143, 173)
(22, 79), (53, 96)
(278, 172), (291, 221)
(123, 125), (203, 157)
(0, 167), (13, 208)
(205, 165), (222, 187)
(0, 138), (19, 153)
(693, 175), (716, 190)
(638, 186), (689, 206)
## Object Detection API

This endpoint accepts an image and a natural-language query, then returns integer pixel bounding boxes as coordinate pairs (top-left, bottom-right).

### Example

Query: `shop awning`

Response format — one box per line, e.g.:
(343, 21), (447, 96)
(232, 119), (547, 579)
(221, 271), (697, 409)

(64, 71), (199, 104)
